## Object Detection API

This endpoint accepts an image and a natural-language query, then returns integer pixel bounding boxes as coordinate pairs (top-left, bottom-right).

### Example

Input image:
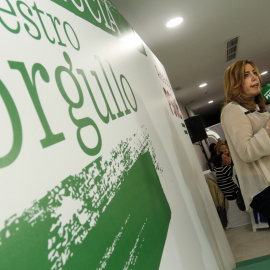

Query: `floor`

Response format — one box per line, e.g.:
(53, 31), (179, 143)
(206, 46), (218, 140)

(225, 224), (270, 263)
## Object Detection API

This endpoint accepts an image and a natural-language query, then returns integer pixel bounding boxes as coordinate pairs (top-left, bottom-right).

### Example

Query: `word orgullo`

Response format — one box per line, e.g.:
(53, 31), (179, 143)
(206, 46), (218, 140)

(0, 52), (137, 168)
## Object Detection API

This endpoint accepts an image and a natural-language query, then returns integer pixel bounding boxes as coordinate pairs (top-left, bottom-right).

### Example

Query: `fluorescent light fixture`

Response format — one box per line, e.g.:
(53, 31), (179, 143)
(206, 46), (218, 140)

(261, 71), (268, 76)
(208, 100), (213, 104)
(206, 130), (221, 141)
(166, 17), (183, 28)
(199, 83), (207, 88)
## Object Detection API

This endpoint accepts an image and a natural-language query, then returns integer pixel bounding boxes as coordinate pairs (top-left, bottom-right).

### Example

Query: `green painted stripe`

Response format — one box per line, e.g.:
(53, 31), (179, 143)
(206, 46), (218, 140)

(234, 255), (270, 269)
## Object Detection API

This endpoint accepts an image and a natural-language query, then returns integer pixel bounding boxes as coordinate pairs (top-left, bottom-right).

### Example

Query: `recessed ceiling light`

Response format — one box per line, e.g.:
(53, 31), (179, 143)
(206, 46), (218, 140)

(261, 71), (268, 76)
(199, 83), (207, 88)
(208, 100), (213, 104)
(166, 17), (183, 28)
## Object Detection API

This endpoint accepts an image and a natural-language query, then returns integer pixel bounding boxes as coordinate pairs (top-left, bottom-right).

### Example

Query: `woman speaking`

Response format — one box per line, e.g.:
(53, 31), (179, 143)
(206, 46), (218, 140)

(221, 60), (270, 225)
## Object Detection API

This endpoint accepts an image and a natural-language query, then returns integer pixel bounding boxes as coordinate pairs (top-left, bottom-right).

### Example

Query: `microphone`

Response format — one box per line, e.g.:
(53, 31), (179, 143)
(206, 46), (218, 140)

(261, 84), (270, 102)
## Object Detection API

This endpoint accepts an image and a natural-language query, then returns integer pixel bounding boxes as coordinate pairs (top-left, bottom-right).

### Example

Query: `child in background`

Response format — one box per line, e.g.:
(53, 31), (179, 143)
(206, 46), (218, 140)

(213, 153), (239, 200)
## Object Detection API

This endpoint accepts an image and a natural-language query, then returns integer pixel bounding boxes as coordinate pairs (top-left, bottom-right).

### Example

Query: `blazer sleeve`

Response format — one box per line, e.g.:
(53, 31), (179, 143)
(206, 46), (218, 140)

(221, 104), (270, 163)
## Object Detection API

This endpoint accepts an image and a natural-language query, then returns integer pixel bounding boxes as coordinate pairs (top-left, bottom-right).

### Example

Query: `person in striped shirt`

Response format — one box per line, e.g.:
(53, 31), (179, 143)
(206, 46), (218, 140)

(213, 153), (240, 200)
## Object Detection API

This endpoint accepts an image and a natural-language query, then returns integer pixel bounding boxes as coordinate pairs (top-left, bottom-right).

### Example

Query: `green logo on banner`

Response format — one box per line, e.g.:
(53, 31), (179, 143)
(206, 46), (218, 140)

(51, 0), (147, 56)
(0, 129), (170, 269)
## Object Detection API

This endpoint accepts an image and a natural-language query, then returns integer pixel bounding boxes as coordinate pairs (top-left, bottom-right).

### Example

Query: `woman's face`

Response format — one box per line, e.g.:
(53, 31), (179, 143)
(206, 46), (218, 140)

(219, 144), (229, 155)
(241, 64), (260, 98)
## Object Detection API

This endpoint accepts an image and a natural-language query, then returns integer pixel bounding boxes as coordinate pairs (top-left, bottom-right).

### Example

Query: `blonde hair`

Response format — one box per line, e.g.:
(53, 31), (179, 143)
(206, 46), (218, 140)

(214, 139), (231, 157)
(223, 60), (266, 112)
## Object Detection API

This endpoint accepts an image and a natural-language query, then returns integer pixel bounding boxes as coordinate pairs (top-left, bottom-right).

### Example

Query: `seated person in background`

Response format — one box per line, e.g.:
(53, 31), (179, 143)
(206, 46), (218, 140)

(208, 143), (217, 170)
(209, 143), (216, 157)
(213, 153), (239, 200)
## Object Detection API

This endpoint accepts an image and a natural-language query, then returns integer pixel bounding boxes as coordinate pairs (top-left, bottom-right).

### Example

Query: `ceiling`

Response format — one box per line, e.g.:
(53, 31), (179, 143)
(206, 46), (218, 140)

(111, 0), (270, 126)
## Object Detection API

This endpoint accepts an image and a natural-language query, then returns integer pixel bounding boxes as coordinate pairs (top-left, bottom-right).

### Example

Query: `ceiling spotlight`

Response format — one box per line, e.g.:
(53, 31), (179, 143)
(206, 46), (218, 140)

(208, 100), (213, 104)
(261, 71), (268, 76)
(199, 83), (207, 88)
(166, 17), (183, 28)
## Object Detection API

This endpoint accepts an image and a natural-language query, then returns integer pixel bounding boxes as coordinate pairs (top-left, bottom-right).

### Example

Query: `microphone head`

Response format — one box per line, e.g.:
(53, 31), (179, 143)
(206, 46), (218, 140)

(261, 84), (270, 102)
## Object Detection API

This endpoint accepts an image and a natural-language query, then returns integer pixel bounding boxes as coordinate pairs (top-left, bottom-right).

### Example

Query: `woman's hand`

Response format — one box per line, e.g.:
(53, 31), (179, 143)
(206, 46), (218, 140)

(263, 118), (270, 136)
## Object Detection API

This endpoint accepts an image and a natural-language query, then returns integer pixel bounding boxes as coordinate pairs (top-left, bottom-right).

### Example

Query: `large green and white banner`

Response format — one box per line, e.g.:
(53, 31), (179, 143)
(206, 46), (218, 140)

(0, 1), (234, 269)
